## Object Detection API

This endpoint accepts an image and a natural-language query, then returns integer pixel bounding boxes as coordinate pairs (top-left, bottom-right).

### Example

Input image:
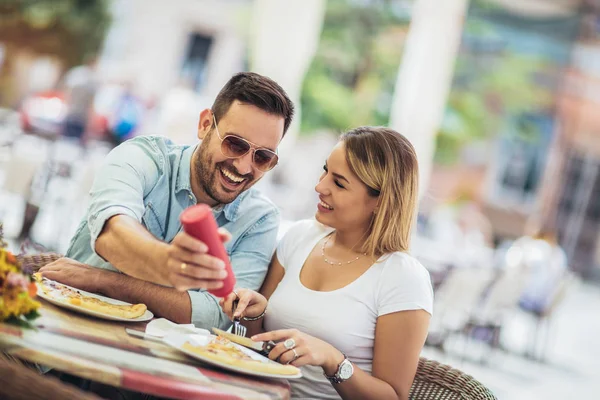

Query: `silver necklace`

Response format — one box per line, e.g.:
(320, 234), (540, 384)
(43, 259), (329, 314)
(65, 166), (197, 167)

(321, 233), (366, 266)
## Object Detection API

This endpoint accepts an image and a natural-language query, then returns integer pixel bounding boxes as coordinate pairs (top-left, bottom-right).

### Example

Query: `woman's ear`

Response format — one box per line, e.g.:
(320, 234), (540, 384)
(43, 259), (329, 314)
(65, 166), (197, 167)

(374, 197), (382, 214)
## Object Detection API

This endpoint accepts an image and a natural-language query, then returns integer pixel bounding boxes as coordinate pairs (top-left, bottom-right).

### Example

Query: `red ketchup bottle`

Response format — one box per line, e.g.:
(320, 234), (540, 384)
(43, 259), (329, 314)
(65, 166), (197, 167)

(180, 204), (235, 297)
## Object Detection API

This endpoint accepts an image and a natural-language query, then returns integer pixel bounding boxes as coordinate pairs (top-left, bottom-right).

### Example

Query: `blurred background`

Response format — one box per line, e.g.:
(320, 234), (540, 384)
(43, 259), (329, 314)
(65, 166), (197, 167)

(1, 0), (600, 398)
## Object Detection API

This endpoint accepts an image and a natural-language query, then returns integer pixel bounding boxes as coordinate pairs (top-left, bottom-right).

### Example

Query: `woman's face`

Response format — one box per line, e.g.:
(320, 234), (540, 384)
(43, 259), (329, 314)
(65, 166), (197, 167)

(314, 142), (379, 233)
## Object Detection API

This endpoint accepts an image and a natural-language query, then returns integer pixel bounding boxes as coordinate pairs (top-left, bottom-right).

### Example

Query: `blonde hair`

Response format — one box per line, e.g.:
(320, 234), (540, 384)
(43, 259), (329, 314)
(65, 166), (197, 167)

(341, 127), (419, 256)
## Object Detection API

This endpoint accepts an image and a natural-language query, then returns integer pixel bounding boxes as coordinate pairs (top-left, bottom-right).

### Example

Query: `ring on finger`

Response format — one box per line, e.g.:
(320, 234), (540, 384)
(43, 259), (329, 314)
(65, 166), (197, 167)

(180, 262), (187, 271)
(286, 348), (299, 365)
(233, 290), (239, 299)
(284, 338), (296, 350)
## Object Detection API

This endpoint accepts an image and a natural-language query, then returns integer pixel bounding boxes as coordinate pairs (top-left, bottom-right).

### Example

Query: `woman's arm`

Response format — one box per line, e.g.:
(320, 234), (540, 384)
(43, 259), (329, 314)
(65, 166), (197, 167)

(221, 252), (285, 337)
(253, 309), (430, 400)
(259, 253), (285, 299)
(335, 309), (430, 400)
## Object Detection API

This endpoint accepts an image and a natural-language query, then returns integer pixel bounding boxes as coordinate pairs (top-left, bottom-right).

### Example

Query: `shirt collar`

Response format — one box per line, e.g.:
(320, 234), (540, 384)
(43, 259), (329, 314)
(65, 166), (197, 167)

(176, 144), (242, 222)
(175, 144), (197, 195)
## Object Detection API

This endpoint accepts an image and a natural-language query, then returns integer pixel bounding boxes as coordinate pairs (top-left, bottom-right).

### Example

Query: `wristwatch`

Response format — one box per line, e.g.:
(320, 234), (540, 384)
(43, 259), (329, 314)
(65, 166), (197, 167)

(324, 355), (354, 384)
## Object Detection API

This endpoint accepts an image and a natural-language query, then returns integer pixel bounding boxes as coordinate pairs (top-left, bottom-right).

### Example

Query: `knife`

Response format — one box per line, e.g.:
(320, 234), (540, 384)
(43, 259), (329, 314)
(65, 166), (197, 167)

(125, 328), (165, 343)
(212, 328), (276, 357)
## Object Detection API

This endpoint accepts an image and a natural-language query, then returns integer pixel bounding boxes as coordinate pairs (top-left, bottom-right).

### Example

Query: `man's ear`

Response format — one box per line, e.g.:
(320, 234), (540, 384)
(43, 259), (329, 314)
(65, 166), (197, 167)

(197, 109), (213, 140)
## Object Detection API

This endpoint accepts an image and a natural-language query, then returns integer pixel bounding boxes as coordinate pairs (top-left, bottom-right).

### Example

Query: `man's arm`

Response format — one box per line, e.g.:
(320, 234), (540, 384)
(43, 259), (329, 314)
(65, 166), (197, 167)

(84, 138), (226, 290)
(85, 138), (166, 282)
(93, 212), (279, 328)
(42, 210), (280, 328)
(95, 215), (171, 285)
(100, 272), (192, 324)
(39, 258), (192, 324)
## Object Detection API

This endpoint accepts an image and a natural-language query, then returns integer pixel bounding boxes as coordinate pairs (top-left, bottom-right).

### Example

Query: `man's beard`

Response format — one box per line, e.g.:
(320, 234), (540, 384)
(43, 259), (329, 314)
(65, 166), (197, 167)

(194, 146), (255, 205)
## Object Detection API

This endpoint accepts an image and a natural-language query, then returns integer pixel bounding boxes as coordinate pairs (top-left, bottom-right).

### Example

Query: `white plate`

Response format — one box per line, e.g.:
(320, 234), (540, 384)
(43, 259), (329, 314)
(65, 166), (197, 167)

(37, 278), (154, 322)
(164, 333), (303, 379)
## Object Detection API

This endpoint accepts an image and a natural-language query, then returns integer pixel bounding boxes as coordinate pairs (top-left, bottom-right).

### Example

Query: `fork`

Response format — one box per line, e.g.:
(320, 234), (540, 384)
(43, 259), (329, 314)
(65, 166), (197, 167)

(232, 298), (247, 337)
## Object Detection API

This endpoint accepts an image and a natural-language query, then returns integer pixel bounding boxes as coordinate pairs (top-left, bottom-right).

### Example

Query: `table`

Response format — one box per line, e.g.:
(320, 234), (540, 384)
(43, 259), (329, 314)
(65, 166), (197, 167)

(0, 302), (291, 400)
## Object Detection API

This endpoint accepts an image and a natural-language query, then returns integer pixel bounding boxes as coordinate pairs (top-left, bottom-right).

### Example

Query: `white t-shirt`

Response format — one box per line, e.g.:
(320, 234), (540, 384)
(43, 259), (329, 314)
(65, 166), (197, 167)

(264, 220), (434, 399)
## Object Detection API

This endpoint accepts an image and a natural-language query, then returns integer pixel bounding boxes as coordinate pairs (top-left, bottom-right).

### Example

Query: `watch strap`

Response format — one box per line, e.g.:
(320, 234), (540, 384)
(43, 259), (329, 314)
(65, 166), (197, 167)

(324, 354), (350, 384)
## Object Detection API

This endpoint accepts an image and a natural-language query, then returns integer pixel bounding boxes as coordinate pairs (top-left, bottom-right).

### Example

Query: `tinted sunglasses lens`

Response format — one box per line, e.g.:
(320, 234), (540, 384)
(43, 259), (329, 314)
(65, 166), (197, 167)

(222, 136), (250, 157)
(254, 150), (278, 171)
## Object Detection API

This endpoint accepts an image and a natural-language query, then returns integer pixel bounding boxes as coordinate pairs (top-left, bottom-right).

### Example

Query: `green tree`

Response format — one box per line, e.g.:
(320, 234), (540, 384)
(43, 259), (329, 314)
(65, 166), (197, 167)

(300, 0), (411, 135)
(435, 20), (556, 164)
(0, 0), (111, 105)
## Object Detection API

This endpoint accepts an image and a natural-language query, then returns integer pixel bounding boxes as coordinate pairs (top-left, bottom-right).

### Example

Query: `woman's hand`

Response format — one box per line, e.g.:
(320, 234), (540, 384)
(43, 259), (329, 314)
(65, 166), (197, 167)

(251, 329), (345, 375)
(219, 288), (267, 320)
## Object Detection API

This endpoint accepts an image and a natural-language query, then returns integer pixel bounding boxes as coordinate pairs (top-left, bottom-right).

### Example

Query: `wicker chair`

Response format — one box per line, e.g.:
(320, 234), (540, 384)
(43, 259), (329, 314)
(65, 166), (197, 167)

(16, 252), (63, 273)
(20, 253), (497, 400)
(409, 357), (496, 399)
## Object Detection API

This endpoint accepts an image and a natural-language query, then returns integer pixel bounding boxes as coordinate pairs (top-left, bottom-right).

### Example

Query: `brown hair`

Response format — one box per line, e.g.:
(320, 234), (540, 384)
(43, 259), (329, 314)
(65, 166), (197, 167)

(341, 127), (419, 256)
(212, 72), (294, 134)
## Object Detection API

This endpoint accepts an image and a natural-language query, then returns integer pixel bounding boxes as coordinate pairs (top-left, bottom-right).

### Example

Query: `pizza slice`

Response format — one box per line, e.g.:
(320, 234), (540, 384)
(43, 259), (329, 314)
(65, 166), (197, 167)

(34, 273), (147, 319)
(182, 335), (300, 376)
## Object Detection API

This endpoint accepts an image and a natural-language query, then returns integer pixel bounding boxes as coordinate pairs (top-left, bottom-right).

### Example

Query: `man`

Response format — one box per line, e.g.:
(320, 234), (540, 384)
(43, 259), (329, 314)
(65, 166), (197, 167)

(62, 56), (98, 141)
(39, 72), (294, 330)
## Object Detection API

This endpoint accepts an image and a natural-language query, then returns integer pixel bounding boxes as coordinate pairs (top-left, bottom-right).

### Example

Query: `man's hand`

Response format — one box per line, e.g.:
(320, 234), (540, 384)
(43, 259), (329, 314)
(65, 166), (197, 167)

(38, 258), (109, 294)
(166, 227), (232, 292)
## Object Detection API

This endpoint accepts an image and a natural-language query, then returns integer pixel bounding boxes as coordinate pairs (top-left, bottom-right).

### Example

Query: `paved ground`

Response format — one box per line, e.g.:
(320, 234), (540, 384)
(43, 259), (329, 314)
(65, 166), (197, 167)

(422, 281), (600, 399)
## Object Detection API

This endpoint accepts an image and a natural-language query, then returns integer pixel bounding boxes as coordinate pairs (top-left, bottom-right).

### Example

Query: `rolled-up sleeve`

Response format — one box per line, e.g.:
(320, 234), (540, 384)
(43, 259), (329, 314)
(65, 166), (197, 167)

(87, 138), (161, 256)
(188, 210), (280, 330)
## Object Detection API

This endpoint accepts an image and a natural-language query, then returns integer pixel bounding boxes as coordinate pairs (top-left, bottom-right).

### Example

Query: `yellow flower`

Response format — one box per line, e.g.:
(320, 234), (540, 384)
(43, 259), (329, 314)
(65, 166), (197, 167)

(0, 247), (40, 322)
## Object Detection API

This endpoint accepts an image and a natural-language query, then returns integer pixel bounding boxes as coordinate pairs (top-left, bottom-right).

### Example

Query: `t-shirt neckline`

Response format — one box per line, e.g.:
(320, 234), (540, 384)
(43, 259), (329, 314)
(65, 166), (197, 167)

(295, 228), (381, 294)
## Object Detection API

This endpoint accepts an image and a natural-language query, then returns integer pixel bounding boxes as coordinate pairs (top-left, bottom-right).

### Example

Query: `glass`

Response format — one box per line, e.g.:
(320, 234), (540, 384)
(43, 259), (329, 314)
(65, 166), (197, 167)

(213, 115), (279, 172)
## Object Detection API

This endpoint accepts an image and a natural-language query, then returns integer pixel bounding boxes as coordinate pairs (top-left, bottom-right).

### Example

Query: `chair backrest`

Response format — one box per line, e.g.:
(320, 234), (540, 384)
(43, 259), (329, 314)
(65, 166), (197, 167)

(410, 357), (497, 400)
(16, 252), (62, 273)
(474, 267), (529, 323)
(431, 267), (496, 332)
(541, 271), (577, 317)
(1, 137), (48, 197)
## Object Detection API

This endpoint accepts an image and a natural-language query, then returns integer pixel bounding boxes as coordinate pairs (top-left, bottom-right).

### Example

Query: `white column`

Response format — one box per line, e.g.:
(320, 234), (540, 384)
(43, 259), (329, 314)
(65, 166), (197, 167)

(249, 0), (326, 157)
(390, 0), (469, 197)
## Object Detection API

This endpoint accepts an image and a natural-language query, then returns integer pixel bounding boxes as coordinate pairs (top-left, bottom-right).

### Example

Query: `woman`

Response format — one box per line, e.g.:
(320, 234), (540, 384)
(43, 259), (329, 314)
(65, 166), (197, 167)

(221, 127), (433, 400)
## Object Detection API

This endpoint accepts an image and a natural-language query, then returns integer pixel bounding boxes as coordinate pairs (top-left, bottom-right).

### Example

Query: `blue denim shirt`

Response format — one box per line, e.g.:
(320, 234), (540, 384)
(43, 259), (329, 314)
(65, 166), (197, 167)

(66, 136), (280, 330)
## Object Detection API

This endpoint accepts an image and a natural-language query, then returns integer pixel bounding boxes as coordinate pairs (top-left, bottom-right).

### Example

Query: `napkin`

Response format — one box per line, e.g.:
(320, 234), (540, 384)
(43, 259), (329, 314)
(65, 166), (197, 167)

(145, 318), (211, 338)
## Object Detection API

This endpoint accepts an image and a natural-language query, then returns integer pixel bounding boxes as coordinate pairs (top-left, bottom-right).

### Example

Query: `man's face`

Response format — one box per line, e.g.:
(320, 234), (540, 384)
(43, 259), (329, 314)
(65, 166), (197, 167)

(194, 100), (284, 205)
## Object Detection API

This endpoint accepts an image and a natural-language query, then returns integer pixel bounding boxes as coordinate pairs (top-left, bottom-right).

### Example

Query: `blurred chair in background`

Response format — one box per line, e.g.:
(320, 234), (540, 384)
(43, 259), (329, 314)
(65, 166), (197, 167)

(0, 135), (50, 239)
(426, 267), (496, 350)
(447, 225), (573, 363)
(521, 270), (577, 361)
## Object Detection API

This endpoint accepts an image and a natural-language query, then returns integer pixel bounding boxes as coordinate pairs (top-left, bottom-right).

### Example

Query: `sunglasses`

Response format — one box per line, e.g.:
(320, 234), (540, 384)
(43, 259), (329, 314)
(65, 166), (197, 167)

(212, 115), (279, 172)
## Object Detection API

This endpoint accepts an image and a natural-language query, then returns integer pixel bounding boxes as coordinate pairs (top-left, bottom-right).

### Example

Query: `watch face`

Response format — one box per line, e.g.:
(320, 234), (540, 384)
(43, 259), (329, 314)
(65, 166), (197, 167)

(339, 361), (353, 380)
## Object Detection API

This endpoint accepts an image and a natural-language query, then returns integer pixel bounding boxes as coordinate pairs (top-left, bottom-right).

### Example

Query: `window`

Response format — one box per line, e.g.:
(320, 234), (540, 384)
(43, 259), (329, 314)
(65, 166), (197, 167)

(492, 113), (553, 207)
(181, 33), (213, 92)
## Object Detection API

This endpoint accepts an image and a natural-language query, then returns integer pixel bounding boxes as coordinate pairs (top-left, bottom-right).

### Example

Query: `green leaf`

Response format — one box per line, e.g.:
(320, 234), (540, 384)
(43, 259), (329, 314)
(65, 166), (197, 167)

(24, 309), (41, 320)
(5, 316), (38, 331)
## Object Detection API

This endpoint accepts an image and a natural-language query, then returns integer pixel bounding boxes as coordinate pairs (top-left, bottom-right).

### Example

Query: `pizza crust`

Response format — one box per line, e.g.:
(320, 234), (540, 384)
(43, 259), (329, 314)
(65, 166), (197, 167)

(68, 297), (147, 319)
